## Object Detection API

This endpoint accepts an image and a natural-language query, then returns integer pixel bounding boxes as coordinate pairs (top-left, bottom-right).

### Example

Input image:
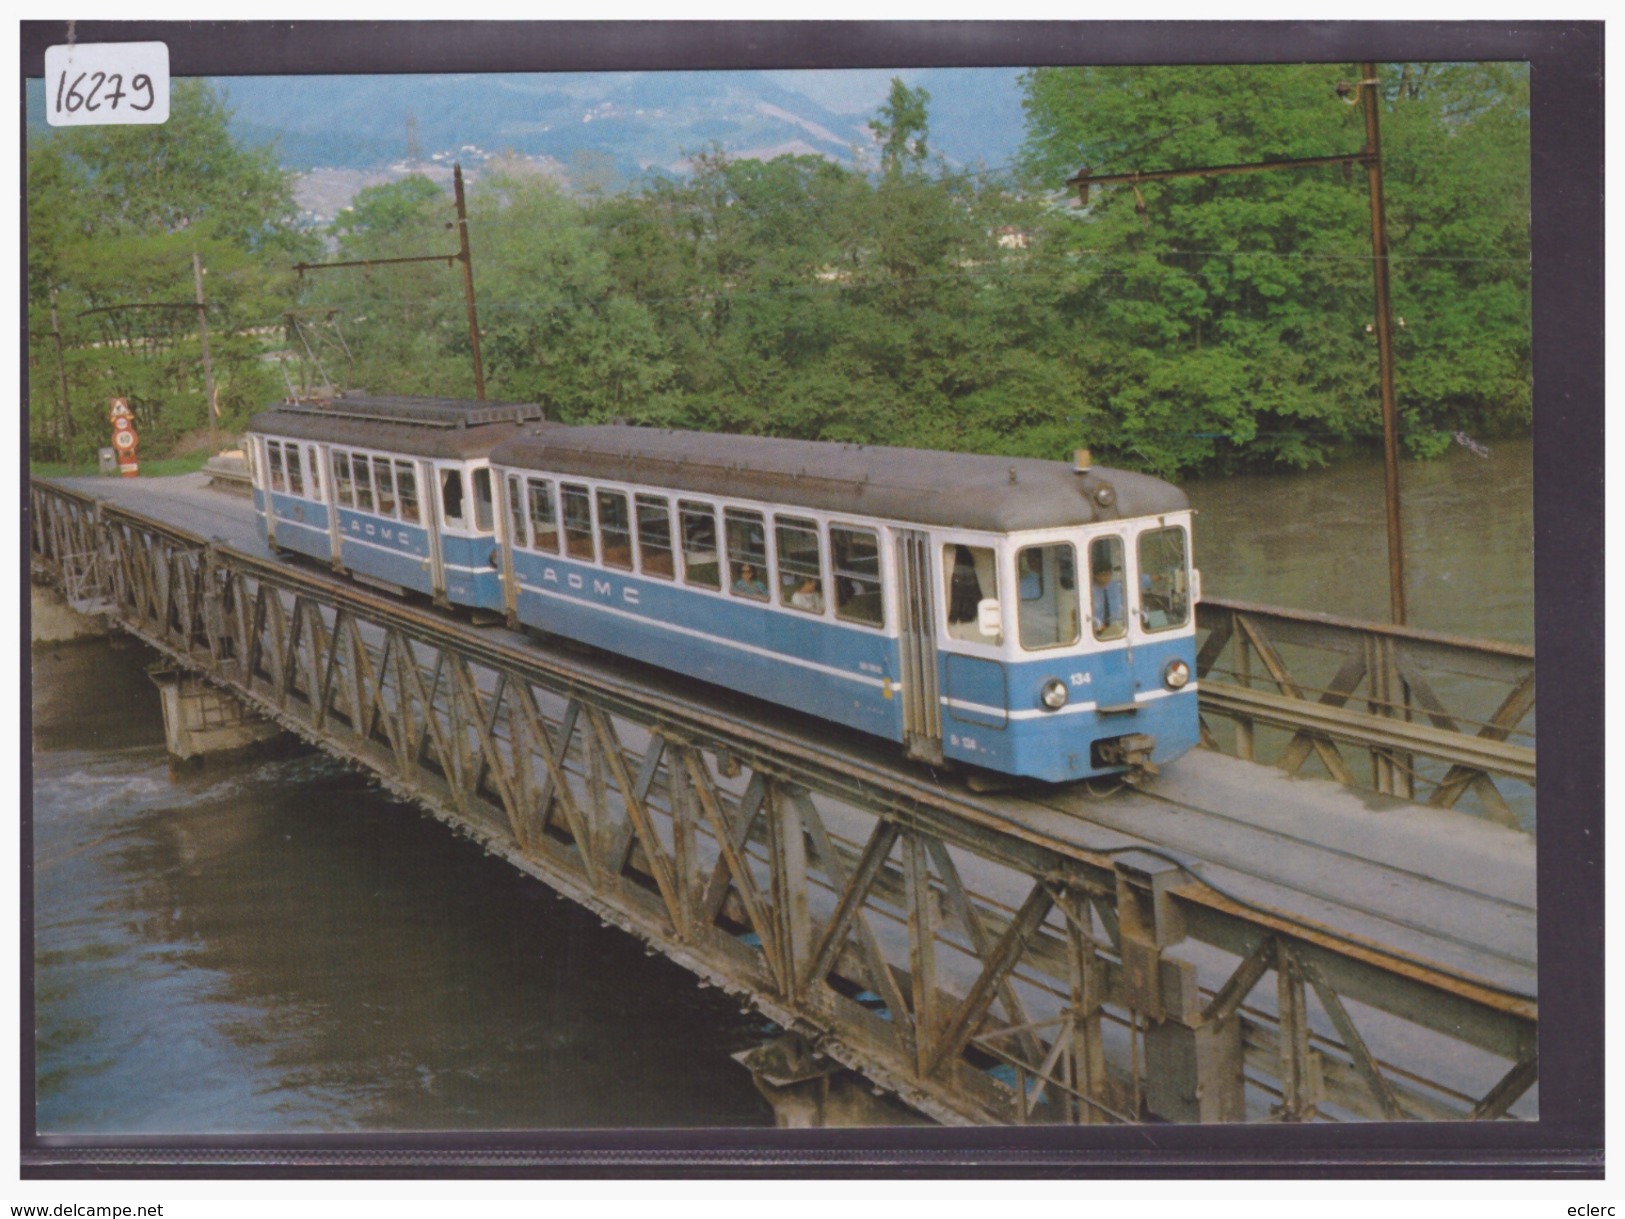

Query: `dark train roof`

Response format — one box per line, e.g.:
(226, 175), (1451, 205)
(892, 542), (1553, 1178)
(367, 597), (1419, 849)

(491, 425), (1188, 532)
(247, 395), (544, 459)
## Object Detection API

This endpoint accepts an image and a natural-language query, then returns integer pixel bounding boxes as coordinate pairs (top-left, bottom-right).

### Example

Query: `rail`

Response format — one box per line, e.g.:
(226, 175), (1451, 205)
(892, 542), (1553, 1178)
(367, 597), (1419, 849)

(29, 479), (1537, 1125)
(1195, 598), (1535, 825)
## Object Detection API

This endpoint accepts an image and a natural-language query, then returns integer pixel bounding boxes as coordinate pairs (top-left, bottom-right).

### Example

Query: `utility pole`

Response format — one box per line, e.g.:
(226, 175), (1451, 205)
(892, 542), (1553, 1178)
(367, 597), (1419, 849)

(453, 164), (487, 400)
(193, 251), (219, 451)
(47, 286), (76, 469)
(1358, 62), (1407, 626)
(1068, 63), (1408, 624)
(294, 162), (487, 401)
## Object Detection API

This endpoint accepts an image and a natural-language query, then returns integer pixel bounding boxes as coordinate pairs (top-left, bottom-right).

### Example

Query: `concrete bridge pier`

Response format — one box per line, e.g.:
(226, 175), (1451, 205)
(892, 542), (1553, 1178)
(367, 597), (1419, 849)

(147, 668), (286, 767)
(733, 1035), (925, 1128)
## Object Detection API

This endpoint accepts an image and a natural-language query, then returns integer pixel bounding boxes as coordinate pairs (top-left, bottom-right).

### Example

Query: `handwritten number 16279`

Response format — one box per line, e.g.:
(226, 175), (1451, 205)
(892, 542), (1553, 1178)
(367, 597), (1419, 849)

(55, 71), (155, 115)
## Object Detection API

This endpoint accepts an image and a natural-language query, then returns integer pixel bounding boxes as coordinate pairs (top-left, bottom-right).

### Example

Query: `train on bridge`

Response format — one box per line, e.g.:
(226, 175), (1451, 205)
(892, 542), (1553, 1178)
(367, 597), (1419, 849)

(245, 395), (1200, 784)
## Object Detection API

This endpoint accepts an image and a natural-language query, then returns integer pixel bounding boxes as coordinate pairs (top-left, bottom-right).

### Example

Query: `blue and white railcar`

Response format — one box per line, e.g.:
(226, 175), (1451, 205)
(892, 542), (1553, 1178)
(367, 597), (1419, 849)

(490, 426), (1200, 783)
(245, 395), (542, 611)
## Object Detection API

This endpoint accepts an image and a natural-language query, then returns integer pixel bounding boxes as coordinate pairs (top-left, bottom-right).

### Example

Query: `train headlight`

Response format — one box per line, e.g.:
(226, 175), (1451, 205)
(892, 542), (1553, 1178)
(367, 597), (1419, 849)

(1163, 659), (1191, 690)
(1040, 678), (1069, 710)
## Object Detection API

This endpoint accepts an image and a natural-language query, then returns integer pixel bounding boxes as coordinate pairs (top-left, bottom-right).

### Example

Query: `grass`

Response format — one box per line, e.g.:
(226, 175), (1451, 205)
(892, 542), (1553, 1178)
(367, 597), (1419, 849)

(30, 452), (213, 479)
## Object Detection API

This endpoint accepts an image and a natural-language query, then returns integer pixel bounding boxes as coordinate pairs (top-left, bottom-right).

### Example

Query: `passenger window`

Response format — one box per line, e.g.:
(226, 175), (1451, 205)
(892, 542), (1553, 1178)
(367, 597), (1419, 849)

(680, 500), (720, 589)
(528, 479), (559, 553)
(1089, 536), (1128, 641)
(775, 516), (825, 615)
(562, 484), (595, 560)
(832, 527), (884, 628)
(267, 441), (286, 493)
(440, 468), (463, 527)
(637, 495), (674, 579)
(944, 544), (999, 644)
(598, 490), (633, 570)
(305, 447), (323, 501)
(286, 446), (304, 497)
(355, 455), (375, 514)
(1017, 542), (1079, 651)
(334, 452), (353, 508)
(473, 468), (494, 533)
(372, 456), (396, 518)
(1137, 526), (1190, 632)
(506, 475), (528, 549)
(726, 509), (769, 601)
(396, 461), (419, 523)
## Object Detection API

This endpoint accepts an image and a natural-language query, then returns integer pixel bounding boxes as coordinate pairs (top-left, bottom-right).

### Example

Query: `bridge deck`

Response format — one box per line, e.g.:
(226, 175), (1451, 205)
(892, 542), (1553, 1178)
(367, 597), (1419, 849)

(43, 473), (1536, 1008)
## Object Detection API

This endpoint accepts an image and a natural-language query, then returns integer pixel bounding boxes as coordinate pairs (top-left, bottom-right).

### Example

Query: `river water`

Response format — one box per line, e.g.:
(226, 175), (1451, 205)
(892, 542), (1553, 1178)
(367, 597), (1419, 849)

(1186, 436), (1534, 646)
(30, 439), (1534, 1135)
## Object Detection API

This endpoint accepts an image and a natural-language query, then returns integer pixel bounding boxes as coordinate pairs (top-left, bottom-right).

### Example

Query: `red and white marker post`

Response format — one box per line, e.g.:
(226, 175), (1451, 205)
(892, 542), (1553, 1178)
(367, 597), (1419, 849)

(109, 398), (138, 477)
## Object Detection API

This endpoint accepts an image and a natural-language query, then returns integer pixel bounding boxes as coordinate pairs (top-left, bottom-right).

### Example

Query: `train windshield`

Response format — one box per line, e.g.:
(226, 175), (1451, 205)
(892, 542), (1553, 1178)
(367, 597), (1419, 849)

(1137, 526), (1191, 631)
(1016, 542), (1080, 651)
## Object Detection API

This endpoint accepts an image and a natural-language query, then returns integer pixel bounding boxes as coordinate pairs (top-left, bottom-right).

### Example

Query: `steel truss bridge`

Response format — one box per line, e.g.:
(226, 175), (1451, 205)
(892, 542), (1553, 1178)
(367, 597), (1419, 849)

(30, 477), (1537, 1126)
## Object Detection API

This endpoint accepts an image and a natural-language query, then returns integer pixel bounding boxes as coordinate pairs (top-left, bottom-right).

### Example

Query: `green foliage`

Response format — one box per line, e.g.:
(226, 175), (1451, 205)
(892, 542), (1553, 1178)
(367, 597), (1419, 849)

(27, 67), (1531, 481)
(869, 78), (932, 175)
(27, 80), (310, 463)
(1017, 63), (1531, 471)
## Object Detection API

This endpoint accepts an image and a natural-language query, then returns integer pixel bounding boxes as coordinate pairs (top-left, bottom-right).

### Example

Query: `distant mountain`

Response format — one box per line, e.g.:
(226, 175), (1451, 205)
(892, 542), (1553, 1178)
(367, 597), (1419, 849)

(26, 67), (1030, 221)
(217, 68), (1027, 174)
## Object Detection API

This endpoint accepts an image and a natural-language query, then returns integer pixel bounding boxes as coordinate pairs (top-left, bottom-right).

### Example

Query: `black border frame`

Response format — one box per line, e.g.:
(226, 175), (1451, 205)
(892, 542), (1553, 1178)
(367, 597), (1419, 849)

(19, 20), (1603, 1178)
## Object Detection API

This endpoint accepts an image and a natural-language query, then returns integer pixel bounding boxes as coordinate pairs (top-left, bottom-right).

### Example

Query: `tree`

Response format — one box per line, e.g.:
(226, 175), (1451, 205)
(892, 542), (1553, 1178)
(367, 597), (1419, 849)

(27, 81), (310, 461)
(1016, 63), (1531, 473)
(331, 175), (444, 242)
(868, 78), (931, 176)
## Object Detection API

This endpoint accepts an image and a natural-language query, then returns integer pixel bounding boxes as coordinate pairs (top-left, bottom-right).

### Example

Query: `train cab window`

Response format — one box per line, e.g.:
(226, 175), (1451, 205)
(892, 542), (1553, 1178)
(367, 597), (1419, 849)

(396, 461), (420, 523)
(775, 516), (825, 614)
(726, 509), (769, 600)
(598, 490), (633, 570)
(562, 483), (595, 560)
(1137, 526), (1191, 632)
(334, 452), (354, 507)
(636, 495), (674, 579)
(832, 527), (884, 629)
(528, 479), (559, 553)
(1088, 536), (1128, 641)
(1017, 542), (1080, 651)
(679, 500), (720, 589)
(267, 442), (286, 493)
(440, 469), (463, 528)
(372, 456), (396, 518)
(355, 456), (375, 514)
(944, 544), (999, 644)
(286, 446), (305, 497)
(473, 469), (494, 533)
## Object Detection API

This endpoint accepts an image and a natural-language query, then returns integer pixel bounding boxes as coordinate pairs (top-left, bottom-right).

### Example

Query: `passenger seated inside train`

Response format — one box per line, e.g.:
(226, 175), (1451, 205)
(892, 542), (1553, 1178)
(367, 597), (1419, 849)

(789, 576), (825, 613)
(733, 563), (768, 599)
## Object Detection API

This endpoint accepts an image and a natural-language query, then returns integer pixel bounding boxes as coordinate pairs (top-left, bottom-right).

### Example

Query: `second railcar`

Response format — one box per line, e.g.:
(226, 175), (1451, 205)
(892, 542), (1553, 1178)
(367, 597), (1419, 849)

(246, 395), (542, 611)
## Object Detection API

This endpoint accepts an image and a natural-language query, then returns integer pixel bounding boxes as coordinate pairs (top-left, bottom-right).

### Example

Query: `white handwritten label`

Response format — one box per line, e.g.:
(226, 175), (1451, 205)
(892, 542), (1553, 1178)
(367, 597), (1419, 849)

(44, 42), (169, 127)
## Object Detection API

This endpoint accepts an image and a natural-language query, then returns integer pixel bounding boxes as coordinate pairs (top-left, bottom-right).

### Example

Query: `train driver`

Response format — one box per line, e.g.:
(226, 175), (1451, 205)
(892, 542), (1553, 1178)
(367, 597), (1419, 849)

(1091, 563), (1126, 638)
